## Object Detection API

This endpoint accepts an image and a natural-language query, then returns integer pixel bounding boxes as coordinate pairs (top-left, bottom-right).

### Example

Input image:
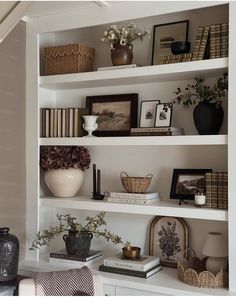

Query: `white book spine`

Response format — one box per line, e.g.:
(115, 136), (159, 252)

(103, 258), (160, 272)
(57, 108), (62, 138)
(69, 108), (74, 137)
(49, 255), (103, 267)
(109, 192), (159, 199)
(61, 108), (66, 137)
(107, 197), (160, 204)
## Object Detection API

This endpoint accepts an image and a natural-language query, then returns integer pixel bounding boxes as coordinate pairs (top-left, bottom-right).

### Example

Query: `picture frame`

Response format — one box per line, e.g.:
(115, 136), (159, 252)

(139, 100), (160, 128)
(154, 103), (172, 127)
(86, 93), (138, 136)
(151, 20), (189, 65)
(149, 216), (189, 268)
(170, 168), (212, 200)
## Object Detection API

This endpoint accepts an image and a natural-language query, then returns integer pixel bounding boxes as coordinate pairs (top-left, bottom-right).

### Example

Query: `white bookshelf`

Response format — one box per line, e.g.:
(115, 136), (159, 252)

(25, 1), (236, 296)
(40, 197), (228, 221)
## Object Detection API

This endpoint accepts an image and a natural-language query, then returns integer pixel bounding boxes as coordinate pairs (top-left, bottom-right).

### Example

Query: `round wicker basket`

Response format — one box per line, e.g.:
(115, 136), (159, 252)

(178, 248), (228, 289)
(120, 171), (153, 193)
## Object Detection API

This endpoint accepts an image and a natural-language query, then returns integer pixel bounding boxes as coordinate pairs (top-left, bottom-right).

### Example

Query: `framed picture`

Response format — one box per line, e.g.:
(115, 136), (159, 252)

(139, 100), (160, 128)
(151, 20), (189, 65)
(154, 103), (172, 127)
(86, 93), (138, 136)
(170, 168), (212, 200)
(149, 216), (189, 268)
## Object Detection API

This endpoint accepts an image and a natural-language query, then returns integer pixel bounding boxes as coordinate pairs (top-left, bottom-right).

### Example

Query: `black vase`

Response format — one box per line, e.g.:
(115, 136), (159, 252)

(0, 227), (19, 282)
(63, 231), (93, 257)
(193, 100), (224, 135)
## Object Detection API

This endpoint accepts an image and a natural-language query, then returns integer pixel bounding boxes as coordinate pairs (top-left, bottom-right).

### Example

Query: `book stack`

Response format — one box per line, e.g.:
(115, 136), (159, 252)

(205, 172), (228, 209)
(40, 107), (88, 138)
(107, 191), (160, 205)
(97, 64), (139, 71)
(49, 249), (103, 267)
(192, 26), (210, 61)
(209, 23), (229, 59)
(99, 253), (161, 278)
(159, 53), (192, 65)
(130, 127), (184, 136)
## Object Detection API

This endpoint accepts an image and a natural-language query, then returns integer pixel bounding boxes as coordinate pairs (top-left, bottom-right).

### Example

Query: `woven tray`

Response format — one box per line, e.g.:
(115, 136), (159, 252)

(120, 171), (153, 193)
(44, 43), (95, 75)
(178, 249), (228, 288)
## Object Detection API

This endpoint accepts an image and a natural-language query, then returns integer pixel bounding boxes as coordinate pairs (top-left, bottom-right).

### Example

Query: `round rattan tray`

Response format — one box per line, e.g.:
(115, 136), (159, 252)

(178, 249), (228, 289)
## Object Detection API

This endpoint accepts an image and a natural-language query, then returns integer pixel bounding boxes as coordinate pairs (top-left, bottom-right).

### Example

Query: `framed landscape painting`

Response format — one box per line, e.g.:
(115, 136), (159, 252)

(149, 216), (189, 268)
(86, 93), (138, 136)
(170, 168), (212, 200)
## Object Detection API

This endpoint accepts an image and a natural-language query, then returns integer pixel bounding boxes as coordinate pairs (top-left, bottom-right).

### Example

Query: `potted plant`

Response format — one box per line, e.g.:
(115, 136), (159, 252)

(172, 73), (228, 135)
(30, 212), (130, 257)
(40, 146), (90, 198)
(101, 22), (149, 66)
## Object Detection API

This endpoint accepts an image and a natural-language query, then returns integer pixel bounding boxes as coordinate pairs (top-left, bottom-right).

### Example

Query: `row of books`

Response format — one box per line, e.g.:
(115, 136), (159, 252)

(107, 191), (160, 205)
(99, 253), (162, 278)
(205, 172), (228, 209)
(40, 107), (88, 138)
(130, 127), (184, 136)
(159, 53), (192, 65)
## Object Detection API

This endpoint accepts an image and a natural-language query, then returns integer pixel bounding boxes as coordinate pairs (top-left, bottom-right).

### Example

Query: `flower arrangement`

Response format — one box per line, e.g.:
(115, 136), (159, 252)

(40, 146), (90, 171)
(101, 22), (149, 47)
(30, 211), (130, 250)
(172, 73), (228, 107)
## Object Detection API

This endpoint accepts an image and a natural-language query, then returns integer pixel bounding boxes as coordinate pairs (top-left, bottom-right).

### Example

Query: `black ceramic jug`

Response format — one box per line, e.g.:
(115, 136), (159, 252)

(0, 227), (19, 281)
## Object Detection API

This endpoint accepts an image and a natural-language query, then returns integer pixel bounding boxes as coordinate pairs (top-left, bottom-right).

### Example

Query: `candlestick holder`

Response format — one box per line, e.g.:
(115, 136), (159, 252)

(91, 164), (105, 200)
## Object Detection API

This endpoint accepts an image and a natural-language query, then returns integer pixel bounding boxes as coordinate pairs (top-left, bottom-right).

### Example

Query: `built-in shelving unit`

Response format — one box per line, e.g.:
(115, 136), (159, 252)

(40, 58), (228, 90)
(40, 197), (228, 221)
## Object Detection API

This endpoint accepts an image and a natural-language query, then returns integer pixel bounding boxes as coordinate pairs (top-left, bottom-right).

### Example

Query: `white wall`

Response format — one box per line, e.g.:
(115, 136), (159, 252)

(0, 21), (26, 259)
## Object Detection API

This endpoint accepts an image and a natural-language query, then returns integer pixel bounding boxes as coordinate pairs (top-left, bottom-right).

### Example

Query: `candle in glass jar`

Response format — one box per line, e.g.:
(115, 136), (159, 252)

(194, 193), (206, 207)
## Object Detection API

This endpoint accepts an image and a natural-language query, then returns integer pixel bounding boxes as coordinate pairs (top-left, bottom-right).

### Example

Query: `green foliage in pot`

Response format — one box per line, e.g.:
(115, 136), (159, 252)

(40, 146), (91, 171)
(172, 73), (228, 108)
(30, 212), (130, 250)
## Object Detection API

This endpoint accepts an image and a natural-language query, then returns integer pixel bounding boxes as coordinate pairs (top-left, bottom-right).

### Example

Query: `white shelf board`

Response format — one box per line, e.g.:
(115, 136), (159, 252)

(18, 259), (230, 296)
(40, 58), (228, 90)
(40, 197), (228, 221)
(40, 135), (228, 146)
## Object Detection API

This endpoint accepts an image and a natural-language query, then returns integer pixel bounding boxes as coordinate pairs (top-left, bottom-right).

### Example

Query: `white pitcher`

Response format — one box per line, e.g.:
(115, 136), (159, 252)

(82, 115), (99, 137)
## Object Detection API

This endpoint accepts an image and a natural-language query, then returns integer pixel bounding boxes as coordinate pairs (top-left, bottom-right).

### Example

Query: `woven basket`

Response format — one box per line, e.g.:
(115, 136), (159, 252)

(178, 248), (228, 288)
(44, 43), (95, 75)
(120, 171), (153, 193)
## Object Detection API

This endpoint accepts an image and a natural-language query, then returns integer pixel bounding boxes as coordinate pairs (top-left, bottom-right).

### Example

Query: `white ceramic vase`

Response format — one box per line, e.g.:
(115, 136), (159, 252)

(82, 115), (98, 137)
(44, 168), (84, 198)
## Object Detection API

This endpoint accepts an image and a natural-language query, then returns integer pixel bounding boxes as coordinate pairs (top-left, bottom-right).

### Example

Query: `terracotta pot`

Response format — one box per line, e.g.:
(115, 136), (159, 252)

(193, 100), (224, 135)
(111, 43), (133, 66)
(44, 168), (84, 198)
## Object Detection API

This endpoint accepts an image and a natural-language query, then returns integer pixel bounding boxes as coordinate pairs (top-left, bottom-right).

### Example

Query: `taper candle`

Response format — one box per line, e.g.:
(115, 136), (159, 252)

(97, 169), (101, 195)
(93, 164), (97, 195)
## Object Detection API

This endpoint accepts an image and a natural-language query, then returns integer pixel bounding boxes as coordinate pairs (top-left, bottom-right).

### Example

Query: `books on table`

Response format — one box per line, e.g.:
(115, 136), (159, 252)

(130, 127), (184, 136)
(107, 191), (160, 205)
(49, 249), (103, 267)
(103, 253), (160, 272)
(99, 264), (162, 278)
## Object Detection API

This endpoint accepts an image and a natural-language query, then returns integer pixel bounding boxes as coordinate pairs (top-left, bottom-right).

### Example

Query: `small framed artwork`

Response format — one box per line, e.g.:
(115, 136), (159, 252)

(154, 103), (172, 127)
(139, 100), (160, 128)
(149, 216), (189, 268)
(86, 93), (138, 136)
(151, 20), (189, 65)
(170, 168), (212, 200)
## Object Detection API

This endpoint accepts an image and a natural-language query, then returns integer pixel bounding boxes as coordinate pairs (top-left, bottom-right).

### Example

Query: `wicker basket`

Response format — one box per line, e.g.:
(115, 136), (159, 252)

(178, 248), (228, 289)
(120, 171), (153, 193)
(44, 43), (95, 75)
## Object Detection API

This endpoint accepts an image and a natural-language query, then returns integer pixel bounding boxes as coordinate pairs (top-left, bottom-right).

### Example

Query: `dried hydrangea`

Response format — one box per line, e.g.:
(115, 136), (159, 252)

(101, 23), (149, 47)
(40, 146), (91, 171)
(30, 212), (130, 250)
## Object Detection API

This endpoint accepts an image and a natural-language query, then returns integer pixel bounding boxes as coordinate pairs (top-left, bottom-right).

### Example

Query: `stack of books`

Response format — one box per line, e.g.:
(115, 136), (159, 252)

(107, 191), (160, 205)
(130, 127), (184, 136)
(192, 26), (210, 61)
(99, 253), (161, 278)
(49, 249), (103, 267)
(205, 172), (228, 209)
(40, 107), (88, 138)
(159, 53), (192, 65)
(97, 64), (139, 71)
(209, 23), (228, 59)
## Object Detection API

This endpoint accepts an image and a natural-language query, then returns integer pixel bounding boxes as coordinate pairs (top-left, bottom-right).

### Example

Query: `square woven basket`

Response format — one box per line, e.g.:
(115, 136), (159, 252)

(44, 43), (95, 75)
